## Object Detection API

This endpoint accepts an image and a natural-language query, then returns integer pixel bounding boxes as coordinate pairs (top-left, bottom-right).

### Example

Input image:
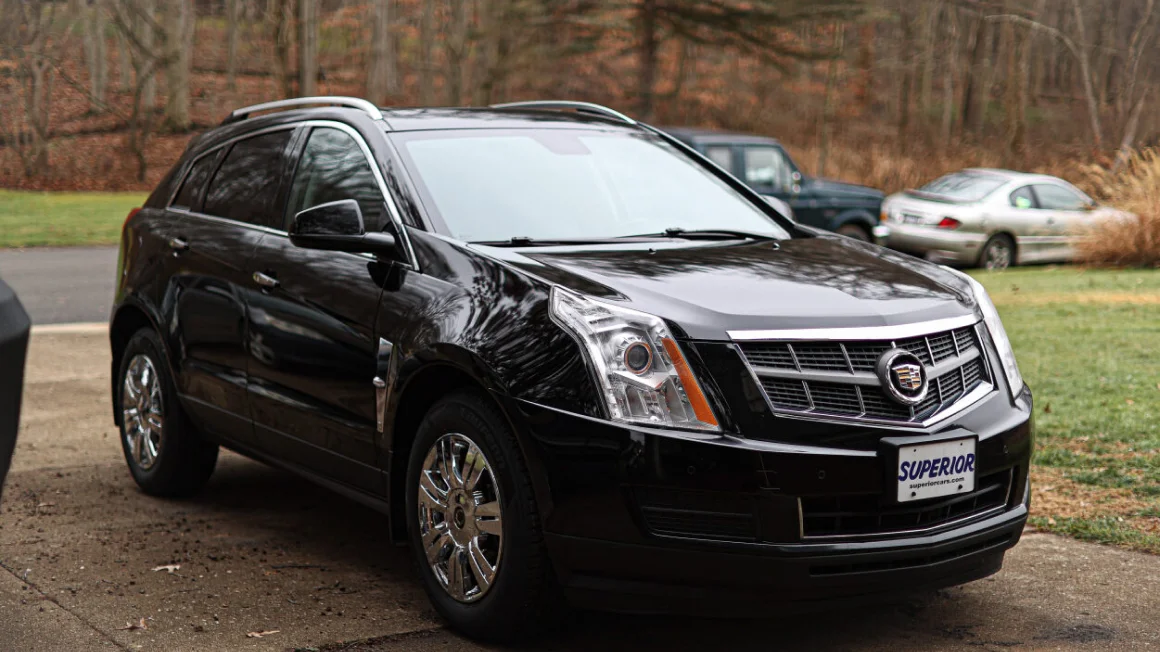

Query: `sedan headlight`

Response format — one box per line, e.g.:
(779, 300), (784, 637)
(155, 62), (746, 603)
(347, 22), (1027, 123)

(946, 268), (1024, 397)
(550, 287), (720, 431)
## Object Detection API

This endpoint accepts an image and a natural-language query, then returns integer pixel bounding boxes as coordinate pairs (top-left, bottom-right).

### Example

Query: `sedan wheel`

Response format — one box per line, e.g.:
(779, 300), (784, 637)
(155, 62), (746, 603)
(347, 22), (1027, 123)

(981, 235), (1015, 271)
(416, 433), (504, 603)
(122, 354), (164, 470)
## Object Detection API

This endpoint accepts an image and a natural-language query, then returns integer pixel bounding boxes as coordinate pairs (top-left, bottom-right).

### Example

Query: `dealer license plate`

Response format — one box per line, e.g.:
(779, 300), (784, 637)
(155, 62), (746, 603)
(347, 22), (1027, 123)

(896, 437), (976, 502)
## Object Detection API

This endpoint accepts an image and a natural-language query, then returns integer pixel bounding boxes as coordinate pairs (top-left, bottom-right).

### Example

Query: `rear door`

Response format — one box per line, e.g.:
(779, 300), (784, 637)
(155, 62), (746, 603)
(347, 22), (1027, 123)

(989, 185), (1055, 264)
(171, 127), (296, 447)
(245, 123), (395, 494)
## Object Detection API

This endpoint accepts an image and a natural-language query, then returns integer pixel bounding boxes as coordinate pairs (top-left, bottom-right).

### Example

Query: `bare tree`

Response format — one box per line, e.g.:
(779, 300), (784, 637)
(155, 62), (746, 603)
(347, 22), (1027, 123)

(0, 0), (60, 177)
(108, 0), (173, 180)
(227, 0), (240, 90)
(419, 0), (436, 104)
(82, 0), (109, 113)
(367, 0), (397, 104)
(162, 0), (194, 130)
(299, 0), (319, 96)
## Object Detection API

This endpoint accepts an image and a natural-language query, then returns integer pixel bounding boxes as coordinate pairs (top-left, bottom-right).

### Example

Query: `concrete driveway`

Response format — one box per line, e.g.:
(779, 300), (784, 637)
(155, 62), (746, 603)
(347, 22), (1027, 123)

(3, 329), (1159, 651)
(0, 247), (117, 324)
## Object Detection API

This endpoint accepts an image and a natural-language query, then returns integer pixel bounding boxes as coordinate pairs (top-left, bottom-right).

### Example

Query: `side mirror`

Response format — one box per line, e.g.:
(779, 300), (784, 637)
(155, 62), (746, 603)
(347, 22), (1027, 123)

(289, 199), (397, 255)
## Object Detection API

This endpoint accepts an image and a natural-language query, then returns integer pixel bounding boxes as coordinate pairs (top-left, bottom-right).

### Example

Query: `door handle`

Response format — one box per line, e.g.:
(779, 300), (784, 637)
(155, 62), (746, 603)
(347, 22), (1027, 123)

(252, 271), (279, 289)
(168, 237), (189, 252)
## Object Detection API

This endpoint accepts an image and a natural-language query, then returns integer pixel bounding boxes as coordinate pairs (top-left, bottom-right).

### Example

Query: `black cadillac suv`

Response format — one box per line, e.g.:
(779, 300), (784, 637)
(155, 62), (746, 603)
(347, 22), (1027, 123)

(110, 98), (1032, 641)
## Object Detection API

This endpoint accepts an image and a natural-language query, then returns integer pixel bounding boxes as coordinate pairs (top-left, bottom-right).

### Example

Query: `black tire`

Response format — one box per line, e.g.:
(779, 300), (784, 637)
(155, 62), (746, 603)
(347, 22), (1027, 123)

(405, 390), (562, 642)
(117, 328), (218, 497)
(979, 234), (1016, 270)
(836, 223), (871, 242)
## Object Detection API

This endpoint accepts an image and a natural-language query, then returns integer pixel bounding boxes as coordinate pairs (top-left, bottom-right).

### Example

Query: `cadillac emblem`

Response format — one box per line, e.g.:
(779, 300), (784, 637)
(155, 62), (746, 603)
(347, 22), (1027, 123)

(876, 349), (929, 405)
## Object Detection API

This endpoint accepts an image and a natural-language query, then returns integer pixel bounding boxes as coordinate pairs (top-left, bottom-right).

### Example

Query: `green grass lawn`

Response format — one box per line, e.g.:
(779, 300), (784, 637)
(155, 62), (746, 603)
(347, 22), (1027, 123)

(973, 266), (1160, 552)
(0, 190), (147, 247)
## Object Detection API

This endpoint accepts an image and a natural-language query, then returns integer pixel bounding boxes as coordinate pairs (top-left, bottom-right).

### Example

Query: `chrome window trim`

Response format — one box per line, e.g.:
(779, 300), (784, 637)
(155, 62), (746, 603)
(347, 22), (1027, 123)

(166, 120), (418, 271)
(727, 314), (979, 342)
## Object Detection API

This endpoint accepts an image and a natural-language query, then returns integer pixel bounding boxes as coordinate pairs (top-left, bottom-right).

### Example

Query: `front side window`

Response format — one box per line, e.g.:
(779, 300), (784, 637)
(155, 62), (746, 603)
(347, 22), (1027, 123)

(392, 129), (789, 243)
(704, 146), (734, 173)
(1032, 184), (1090, 211)
(1009, 186), (1036, 209)
(203, 129), (294, 227)
(286, 127), (387, 231)
(171, 152), (219, 210)
(743, 146), (793, 191)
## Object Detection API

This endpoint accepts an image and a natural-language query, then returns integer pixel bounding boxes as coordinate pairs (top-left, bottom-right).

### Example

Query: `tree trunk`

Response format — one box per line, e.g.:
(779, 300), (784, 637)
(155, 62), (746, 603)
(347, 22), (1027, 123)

(1113, 89), (1148, 173)
(817, 24), (845, 178)
(1070, 0), (1104, 149)
(367, 0), (391, 104)
(298, 0), (318, 96)
(117, 28), (132, 91)
(941, 6), (959, 144)
(226, 0), (239, 90)
(84, 0), (108, 113)
(445, 0), (470, 105)
(960, 13), (985, 137)
(918, 0), (937, 116)
(268, 0), (294, 98)
(1003, 8), (1028, 166)
(163, 0), (194, 131)
(419, 0), (435, 104)
(138, 0), (156, 111)
(637, 0), (658, 120)
(897, 6), (915, 138)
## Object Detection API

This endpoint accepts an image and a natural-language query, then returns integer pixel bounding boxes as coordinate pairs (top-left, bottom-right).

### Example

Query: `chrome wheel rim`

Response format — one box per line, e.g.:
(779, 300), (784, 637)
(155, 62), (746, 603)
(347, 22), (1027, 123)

(985, 241), (1012, 270)
(416, 433), (503, 603)
(121, 354), (164, 470)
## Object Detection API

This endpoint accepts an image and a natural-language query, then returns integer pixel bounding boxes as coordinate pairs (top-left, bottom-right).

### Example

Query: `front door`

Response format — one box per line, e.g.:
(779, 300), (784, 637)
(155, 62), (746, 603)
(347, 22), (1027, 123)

(245, 124), (394, 494)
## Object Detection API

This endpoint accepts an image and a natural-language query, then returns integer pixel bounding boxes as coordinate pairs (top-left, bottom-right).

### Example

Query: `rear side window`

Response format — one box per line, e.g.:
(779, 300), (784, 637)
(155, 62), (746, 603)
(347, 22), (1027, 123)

(171, 153), (219, 210)
(285, 127), (387, 231)
(1009, 186), (1036, 209)
(203, 130), (294, 227)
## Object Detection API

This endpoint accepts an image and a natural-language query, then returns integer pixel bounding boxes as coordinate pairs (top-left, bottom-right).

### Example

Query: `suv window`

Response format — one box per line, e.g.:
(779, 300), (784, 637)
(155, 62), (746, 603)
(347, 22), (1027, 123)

(203, 129), (294, 227)
(1009, 186), (1036, 209)
(744, 146), (793, 191)
(1032, 184), (1089, 211)
(704, 146), (734, 173)
(171, 153), (219, 211)
(286, 127), (387, 231)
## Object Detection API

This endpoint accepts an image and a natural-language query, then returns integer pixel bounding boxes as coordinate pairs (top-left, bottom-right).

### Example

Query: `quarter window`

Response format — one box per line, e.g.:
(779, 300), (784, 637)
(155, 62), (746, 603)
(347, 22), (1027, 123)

(1032, 184), (1089, 211)
(1009, 186), (1036, 209)
(704, 146), (734, 173)
(171, 153), (219, 211)
(286, 127), (387, 232)
(743, 146), (794, 191)
(202, 129), (294, 228)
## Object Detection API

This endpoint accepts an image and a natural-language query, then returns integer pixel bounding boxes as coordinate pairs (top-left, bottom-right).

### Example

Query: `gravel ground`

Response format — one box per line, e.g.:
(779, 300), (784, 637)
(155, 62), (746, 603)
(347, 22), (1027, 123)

(2, 330), (1159, 651)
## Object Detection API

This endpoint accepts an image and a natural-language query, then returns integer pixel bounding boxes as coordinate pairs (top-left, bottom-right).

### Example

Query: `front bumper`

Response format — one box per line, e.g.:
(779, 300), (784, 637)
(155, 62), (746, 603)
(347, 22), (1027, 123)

(881, 222), (987, 266)
(508, 387), (1033, 614)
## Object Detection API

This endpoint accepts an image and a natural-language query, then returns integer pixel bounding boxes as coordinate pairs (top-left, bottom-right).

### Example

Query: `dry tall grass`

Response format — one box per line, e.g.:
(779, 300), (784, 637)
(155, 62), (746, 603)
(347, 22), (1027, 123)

(1078, 152), (1160, 268)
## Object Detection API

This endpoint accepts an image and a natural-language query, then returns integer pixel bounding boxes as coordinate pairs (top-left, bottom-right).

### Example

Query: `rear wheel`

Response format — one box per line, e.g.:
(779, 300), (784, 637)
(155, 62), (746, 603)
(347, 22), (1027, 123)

(405, 391), (561, 642)
(118, 329), (218, 497)
(979, 234), (1016, 270)
(836, 223), (871, 242)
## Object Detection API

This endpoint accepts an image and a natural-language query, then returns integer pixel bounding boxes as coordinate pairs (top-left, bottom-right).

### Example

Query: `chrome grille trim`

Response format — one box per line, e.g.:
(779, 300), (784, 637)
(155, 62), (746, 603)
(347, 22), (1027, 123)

(733, 318), (994, 428)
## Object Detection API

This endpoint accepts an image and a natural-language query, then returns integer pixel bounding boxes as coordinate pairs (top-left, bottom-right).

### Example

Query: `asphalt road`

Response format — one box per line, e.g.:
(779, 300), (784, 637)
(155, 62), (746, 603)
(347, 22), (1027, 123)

(3, 330), (1159, 651)
(0, 246), (117, 325)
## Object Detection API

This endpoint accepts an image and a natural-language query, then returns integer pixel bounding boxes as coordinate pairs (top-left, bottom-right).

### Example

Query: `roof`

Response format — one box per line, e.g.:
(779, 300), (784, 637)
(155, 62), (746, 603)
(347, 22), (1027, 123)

(661, 126), (781, 146)
(960, 168), (1064, 184)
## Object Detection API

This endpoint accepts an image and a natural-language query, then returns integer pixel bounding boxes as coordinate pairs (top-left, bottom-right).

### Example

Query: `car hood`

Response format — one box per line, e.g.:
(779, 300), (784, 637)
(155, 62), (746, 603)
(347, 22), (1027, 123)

(802, 177), (885, 201)
(482, 235), (976, 341)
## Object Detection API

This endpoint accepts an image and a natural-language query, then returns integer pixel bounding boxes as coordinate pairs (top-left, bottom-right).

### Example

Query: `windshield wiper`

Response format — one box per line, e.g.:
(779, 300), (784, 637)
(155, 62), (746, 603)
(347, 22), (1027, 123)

(472, 236), (632, 247)
(622, 228), (781, 241)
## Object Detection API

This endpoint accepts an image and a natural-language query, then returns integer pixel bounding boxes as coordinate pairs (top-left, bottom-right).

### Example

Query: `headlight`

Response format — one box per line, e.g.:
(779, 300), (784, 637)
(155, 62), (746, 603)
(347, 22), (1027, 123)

(550, 287), (720, 431)
(945, 268), (1024, 397)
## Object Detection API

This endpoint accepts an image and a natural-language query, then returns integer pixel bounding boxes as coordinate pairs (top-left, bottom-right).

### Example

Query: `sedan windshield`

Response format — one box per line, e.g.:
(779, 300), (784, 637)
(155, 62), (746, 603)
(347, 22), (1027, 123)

(391, 129), (790, 243)
(914, 171), (1007, 203)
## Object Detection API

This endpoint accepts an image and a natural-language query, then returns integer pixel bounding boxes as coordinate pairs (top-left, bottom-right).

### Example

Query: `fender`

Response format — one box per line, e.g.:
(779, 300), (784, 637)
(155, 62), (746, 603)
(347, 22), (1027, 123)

(109, 294), (178, 425)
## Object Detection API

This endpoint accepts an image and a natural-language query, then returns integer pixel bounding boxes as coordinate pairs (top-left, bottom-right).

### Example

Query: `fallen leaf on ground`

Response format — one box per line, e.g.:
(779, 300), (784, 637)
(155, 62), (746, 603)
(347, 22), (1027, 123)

(151, 564), (180, 573)
(117, 618), (148, 631)
(246, 630), (280, 638)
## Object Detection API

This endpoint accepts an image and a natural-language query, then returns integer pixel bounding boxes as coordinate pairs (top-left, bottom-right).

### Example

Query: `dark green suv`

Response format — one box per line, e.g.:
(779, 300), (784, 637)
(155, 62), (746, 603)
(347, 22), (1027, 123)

(666, 127), (885, 241)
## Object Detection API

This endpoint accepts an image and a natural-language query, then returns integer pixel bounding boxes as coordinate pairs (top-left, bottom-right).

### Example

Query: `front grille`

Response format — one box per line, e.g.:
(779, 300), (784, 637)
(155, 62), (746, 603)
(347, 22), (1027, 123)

(800, 470), (1013, 540)
(736, 323), (992, 426)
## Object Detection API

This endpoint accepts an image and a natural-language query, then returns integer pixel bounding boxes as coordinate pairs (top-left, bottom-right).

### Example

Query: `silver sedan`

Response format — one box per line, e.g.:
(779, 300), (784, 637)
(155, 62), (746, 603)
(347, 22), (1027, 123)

(877, 168), (1126, 270)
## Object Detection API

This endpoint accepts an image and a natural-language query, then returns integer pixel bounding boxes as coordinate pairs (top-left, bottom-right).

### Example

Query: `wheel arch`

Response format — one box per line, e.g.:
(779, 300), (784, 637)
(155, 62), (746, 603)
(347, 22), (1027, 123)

(109, 302), (162, 426)
(385, 356), (553, 543)
(833, 210), (877, 238)
(982, 230), (1019, 266)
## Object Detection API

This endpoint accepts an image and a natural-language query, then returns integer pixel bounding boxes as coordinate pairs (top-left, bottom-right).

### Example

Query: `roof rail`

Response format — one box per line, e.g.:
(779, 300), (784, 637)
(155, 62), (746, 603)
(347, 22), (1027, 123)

(223, 96), (384, 125)
(489, 101), (637, 125)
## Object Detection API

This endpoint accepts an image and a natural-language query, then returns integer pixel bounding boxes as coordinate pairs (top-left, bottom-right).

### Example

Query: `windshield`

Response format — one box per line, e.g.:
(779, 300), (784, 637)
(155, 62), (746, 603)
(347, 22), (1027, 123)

(914, 171), (1007, 203)
(391, 129), (790, 242)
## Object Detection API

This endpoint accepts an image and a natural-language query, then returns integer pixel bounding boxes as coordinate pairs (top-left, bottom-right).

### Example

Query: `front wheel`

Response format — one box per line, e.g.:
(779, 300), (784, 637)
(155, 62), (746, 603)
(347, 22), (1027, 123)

(836, 223), (871, 242)
(405, 391), (561, 642)
(979, 234), (1016, 271)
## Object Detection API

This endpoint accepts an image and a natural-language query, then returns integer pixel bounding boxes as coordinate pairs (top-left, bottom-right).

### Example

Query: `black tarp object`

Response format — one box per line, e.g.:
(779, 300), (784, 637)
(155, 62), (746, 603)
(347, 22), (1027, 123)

(0, 278), (31, 500)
